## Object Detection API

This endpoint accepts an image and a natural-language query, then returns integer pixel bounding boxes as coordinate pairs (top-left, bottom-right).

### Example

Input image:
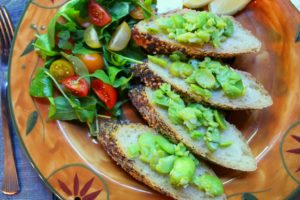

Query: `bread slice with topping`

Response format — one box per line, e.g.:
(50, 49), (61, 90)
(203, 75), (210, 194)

(129, 86), (256, 171)
(98, 122), (226, 200)
(131, 60), (273, 110)
(132, 9), (261, 58)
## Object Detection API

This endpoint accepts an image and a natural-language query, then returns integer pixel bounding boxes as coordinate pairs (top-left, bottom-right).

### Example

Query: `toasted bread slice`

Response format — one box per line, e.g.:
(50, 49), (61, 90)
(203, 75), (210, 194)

(131, 61), (273, 110)
(98, 122), (226, 200)
(132, 9), (261, 58)
(129, 86), (256, 171)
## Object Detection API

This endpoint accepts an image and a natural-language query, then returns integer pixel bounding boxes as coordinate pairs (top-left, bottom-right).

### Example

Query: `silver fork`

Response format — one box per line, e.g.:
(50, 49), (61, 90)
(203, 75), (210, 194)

(0, 5), (20, 195)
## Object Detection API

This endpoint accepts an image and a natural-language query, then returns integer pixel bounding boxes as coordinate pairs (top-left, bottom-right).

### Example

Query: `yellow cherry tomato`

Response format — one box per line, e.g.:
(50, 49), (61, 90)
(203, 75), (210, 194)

(108, 21), (131, 51)
(49, 59), (75, 82)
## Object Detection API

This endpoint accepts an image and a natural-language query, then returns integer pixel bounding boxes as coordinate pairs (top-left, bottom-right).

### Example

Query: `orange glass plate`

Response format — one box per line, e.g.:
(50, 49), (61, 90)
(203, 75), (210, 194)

(8, 0), (300, 199)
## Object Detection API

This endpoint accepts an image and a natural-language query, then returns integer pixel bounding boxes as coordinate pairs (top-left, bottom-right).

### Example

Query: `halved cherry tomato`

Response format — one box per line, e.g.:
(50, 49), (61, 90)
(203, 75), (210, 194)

(49, 59), (75, 82)
(130, 6), (145, 20)
(84, 25), (102, 49)
(108, 21), (131, 51)
(88, 0), (112, 27)
(77, 53), (104, 73)
(61, 76), (89, 97)
(91, 79), (117, 109)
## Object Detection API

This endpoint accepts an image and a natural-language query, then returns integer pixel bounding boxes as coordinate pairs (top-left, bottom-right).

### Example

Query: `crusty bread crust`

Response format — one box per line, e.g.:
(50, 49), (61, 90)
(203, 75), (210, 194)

(131, 62), (273, 110)
(129, 86), (257, 171)
(98, 122), (226, 200)
(132, 9), (261, 58)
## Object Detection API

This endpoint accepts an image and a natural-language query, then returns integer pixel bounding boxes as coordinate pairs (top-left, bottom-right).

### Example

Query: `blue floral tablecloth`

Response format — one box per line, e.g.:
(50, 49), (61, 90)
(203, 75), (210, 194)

(0, 0), (54, 199)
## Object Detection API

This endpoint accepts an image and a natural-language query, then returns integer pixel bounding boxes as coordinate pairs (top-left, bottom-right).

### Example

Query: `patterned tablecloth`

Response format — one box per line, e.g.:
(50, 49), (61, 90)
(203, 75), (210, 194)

(0, 0), (54, 199)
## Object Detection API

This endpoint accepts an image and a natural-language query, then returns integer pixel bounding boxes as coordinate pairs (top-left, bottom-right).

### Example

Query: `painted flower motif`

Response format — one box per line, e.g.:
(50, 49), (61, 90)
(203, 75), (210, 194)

(58, 174), (102, 200)
(286, 135), (300, 172)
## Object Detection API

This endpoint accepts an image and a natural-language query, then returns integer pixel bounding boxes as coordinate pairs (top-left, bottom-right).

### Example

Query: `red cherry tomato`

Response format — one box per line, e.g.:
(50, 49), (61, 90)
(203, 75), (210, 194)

(91, 79), (117, 109)
(61, 76), (89, 97)
(77, 53), (105, 73)
(88, 0), (112, 27)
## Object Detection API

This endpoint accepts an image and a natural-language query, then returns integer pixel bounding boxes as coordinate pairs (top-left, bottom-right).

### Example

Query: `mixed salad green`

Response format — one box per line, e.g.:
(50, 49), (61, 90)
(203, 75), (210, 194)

(30, 0), (154, 136)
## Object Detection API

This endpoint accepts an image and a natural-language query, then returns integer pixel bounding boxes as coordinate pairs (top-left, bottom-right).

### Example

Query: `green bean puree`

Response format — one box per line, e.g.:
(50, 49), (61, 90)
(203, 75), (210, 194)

(153, 83), (232, 152)
(152, 11), (234, 47)
(147, 55), (246, 99)
(127, 132), (224, 196)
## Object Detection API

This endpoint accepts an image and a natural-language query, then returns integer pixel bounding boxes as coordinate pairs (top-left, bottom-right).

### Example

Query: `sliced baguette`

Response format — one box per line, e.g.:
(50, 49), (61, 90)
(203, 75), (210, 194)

(98, 121), (226, 200)
(132, 9), (261, 58)
(131, 61), (273, 110)
(129, 86), (256, 171)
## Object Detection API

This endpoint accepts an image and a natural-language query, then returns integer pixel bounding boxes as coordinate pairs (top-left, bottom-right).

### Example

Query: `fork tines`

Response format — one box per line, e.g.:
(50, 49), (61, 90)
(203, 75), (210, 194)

(0, 6), (14, 50)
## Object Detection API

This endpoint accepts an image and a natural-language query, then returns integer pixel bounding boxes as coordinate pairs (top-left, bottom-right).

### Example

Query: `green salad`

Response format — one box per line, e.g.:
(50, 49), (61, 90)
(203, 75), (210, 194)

(30, 0), (153, 136)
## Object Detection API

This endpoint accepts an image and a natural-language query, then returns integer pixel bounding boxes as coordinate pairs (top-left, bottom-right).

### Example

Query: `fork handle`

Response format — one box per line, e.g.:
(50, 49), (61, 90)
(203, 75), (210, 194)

(1, 87), (19, 195)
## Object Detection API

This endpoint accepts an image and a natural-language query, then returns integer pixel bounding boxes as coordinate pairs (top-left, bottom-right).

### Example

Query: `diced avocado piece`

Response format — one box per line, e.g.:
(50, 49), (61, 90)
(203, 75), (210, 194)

(188, 153), (200, 166)
(176, 32), (204, 45)
(194, 68), (216, 89)
(138, 133), (156, 163)
(156, 18), (173, 32)
(175, 143), (189, 157)
(207, 142), (219, 152)
(195, 30), (210, 43)
(155, 155), (176, 174)
(170, 157), (196, 187)
(171, 14), (186, 28)
(189, 84), (212, 100)
(148, 55), (168, 68)
(139, 146), (153, 163)
(169, 62), (193, 78)
(206, 127), (221, 143)
(153, 89), (169, 107)
(169, 51), (188, 62)
(193, 174), (224, 197)
(224, 18), (234, 37)
(213, 110), (227, 131)
(190, 130), (204, 140)
(149, 149), (167, 170)
(127, 144), (140, 159)
(147, 27), (159, 34)
(216, 69), (245, 98)
(155, 135), (175, 154)
(168, 99), (185, 125)
(219, 141), (233, 148)
(178, 107), (200, 131)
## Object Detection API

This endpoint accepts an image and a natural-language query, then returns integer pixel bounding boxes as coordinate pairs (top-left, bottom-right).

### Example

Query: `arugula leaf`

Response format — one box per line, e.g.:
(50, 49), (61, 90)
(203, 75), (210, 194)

(90, 70), (111, 84)
(110, 2), (130, 21)
(57, 28), (73, 50)
(130, 0), (153, 20)
(48, 96), (77, 120)
(107, 67), (132, 88)
(103, 46), (143, 67)
(72, 42), (99, 54)
(108, 67), (122, 83)
(61, 52), (91, 85)
(113, 75), (132, 88)
(73, 96), (98, 123)
(48, 13), (62, 49)
(89, 67), (132, 88)
(34, 34), (59, 59)
(29, 68), (53, 98)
